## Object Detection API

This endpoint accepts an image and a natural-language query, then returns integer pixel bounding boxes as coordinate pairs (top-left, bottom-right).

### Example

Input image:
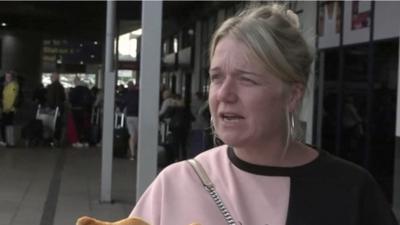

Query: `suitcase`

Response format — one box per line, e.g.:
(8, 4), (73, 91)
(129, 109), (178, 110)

(66, 112), (78, 144)
(89, 107), (101, 145)
(113, 112), (129, 158)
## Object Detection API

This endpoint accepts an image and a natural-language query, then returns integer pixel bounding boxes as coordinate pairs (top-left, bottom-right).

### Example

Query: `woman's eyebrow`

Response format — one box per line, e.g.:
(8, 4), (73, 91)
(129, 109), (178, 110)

(209, 67), (222, 73)
(234, 69), (261, 77)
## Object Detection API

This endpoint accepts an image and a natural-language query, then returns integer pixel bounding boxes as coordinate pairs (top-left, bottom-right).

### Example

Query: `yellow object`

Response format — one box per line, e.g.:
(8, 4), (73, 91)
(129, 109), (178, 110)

(76, 216), (201, 225)
(2, 81), (18, 112)
(76, 216), (150, 225)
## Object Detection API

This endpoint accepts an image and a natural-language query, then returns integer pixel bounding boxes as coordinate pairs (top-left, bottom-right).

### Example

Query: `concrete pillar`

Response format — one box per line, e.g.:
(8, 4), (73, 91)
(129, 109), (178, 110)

(136, 0), (162, 201)
(100, 0), (116, 203)
(393, 37), (400, 220)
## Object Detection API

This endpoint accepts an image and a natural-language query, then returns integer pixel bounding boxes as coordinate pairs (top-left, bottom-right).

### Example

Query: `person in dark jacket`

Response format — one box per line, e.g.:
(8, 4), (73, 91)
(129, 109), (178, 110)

(169, 94), (193, 160)
(46, 72), (65, 112)
(33, 83), (47, 107)
(46, 72), (65, 146)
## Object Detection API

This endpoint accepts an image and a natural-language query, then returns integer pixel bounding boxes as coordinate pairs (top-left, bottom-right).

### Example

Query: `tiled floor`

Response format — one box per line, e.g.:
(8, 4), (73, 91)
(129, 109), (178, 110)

(0, 147), (136, 225)
(1, 145), (399, 225)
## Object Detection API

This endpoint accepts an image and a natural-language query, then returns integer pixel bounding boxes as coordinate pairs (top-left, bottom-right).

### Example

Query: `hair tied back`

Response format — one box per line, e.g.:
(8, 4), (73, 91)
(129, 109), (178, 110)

(286, 9), (300, 29)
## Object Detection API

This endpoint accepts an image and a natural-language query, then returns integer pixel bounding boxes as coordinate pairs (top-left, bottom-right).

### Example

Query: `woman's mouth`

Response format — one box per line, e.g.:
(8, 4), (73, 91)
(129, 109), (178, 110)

(220, 112), (244, 122)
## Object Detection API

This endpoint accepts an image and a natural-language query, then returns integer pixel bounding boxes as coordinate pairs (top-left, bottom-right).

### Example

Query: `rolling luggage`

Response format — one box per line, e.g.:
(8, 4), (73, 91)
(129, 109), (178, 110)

(66, 112), (78, 145)
(89, 107), (101, 145)
(113, 112), (129, 158)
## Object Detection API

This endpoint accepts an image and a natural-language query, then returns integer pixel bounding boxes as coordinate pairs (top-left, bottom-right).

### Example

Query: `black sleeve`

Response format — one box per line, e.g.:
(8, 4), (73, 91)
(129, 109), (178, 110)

(361, 173), (398, 225)
(60, 86), (66, 103)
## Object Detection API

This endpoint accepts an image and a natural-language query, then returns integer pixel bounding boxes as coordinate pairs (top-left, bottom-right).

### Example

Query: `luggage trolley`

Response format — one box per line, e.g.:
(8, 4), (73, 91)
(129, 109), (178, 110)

(36, 105), (59, 141)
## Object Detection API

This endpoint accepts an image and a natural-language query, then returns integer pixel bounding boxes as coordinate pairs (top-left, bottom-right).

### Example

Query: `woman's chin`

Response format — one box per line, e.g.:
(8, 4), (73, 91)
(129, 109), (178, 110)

(218, 133), (246, 147)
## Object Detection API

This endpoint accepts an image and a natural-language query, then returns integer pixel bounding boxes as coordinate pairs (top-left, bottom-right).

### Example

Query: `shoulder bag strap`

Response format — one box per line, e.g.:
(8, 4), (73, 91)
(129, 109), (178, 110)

(187, 159), (236, 225)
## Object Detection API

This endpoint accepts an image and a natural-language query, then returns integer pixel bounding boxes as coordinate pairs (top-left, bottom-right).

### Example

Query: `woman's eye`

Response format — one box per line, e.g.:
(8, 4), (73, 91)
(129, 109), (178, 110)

(210, 74), (222, 83)
(240, 76), (257, 85)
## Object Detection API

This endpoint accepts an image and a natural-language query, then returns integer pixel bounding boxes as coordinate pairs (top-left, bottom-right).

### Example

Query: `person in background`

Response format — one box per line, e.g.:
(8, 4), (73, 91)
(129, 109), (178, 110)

(123, 81), (139, 160)
(159, 89), (175, 119)
(168, 94), (193, 160)
(189, 92), (208, 156)
(32, 83), (47, 107)
(197, 99), (213, 149)
(46, 72), (66, 146)
(115, 84), (127, 112)
(130, 3), (398, 225)
(0, 71), (19, 147)
(68, 77), (91, 148)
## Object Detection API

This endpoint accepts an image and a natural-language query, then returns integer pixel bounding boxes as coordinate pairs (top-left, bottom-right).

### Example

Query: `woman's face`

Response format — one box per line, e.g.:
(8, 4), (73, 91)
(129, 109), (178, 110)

(209, 37), (292, 148)
(5, 73), (12, 82)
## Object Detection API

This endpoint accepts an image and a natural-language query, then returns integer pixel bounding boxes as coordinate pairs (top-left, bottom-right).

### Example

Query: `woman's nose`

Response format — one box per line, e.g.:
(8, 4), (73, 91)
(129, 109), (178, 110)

(217, 78), (237, 103)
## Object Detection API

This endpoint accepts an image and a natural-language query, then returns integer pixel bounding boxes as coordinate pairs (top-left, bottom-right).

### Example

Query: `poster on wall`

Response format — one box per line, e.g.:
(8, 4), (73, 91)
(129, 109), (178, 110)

(318, 1), (341, 36)
(351, 1), (370, 30)
(343, 1), (371, 45)
(318, 1), (342, 49)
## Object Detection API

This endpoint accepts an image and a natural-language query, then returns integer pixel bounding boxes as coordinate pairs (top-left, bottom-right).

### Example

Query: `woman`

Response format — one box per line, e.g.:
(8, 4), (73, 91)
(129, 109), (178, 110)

(130, 4), (398, 225)
(1, 70), (19, 147)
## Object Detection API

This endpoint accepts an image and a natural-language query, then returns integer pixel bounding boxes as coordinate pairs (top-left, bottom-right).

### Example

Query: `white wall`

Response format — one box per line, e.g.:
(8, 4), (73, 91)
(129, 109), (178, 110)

(374, 1), (400, 41)
(297, 1), (317, 144)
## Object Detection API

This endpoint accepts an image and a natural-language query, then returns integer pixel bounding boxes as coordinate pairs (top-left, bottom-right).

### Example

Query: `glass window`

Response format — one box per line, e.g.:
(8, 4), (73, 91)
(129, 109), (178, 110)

(181, 26), (194, 49)
(343, 44), (369, 82)
(173, 36), (178, 53)
(42, 73), (96, 89)
(118, 31), (139, 62)
(117, 70), (137, 86)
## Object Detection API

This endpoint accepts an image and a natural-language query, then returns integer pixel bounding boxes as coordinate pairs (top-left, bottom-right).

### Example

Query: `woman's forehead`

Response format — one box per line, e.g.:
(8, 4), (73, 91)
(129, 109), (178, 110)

(212, 38), (250, 65)
(211, 37), (266, 74)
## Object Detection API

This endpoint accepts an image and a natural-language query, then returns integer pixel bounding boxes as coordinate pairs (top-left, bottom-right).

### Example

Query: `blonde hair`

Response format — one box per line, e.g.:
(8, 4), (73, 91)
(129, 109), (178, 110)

(210, 3), (313, 87)
(209, 3), (313, 143)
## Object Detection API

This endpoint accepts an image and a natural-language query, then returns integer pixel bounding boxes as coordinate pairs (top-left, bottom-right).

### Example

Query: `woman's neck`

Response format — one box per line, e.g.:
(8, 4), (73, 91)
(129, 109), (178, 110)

(232, 141), (318, 167)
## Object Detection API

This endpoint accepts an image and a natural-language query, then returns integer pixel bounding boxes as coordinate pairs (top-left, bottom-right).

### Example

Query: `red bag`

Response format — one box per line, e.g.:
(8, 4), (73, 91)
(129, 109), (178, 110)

(66, 112), (78, 144)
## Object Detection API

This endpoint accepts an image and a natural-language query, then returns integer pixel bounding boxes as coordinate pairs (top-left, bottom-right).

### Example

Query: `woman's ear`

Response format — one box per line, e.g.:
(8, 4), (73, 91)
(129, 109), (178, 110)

(287, 83), (304, 112)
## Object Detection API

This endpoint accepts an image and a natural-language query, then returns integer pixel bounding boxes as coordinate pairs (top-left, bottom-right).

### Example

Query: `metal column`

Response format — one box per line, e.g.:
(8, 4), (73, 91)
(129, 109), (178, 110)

(100, 0), (116, 203)
(136, 0), (163, 200)
(393, 37), (400, 219)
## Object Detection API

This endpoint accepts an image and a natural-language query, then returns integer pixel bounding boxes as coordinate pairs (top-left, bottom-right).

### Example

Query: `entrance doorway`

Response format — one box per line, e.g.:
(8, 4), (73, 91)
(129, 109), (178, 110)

(317, 39), (398, 202)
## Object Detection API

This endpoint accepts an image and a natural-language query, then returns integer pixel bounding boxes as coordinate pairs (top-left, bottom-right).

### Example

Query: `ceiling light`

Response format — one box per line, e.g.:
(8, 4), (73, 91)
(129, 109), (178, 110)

(80, 61), (84, 65)
(93, 41), (98, 45)
(1, 22), (7, 27)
